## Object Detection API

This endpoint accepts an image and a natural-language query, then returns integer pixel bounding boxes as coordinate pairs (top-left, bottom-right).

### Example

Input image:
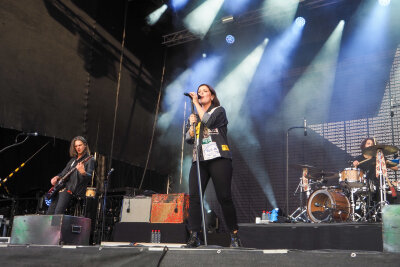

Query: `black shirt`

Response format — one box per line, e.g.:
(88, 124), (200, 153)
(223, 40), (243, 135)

(57, 153), (96, 196)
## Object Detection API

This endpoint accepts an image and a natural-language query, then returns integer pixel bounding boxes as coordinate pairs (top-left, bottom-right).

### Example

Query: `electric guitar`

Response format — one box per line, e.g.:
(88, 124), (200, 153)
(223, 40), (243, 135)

(45, 155), (93, 200)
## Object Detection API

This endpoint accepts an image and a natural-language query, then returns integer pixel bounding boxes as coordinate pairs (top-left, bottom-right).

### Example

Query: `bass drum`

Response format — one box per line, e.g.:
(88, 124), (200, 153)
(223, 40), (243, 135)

(307, 189), (350, 223)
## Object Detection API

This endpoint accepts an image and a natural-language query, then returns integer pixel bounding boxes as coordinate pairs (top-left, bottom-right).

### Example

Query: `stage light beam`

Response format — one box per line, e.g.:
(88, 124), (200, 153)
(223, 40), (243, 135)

(183, 0), (225, 38)
(171, 0), (189, 11)
(146, 4), (168, 26)
(378, 0), (391, 6)
(282, 20), (345, 124)
(262, 0), (299, 30)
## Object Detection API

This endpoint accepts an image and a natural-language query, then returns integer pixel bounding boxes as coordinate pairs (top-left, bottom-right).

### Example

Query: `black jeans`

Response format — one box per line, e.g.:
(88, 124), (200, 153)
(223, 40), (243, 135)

(188, 157), (238, 232)
(47, 190), (72, 215)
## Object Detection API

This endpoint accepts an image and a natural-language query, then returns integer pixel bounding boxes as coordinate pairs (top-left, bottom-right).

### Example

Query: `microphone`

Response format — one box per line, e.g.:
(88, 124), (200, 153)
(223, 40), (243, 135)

(183, 92), (202, 99)
(24, 132), (38, 136)
(304, 119), (307, 136)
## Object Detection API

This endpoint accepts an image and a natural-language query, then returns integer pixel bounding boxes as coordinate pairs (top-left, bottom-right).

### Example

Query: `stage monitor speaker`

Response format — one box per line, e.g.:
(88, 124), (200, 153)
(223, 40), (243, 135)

(150, 193), (189, 223)
(10, 215), (91, 245)
(383, 204), (400, 252)
(120, 196), (152, 222)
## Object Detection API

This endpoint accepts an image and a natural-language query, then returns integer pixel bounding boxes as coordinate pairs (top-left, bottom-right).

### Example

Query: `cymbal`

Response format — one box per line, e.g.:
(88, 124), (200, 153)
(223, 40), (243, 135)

(362, 144), (399, 157)
(308, 171), (339, 180)
(386, 160), (398, 168)
(290, 164), (319, 170)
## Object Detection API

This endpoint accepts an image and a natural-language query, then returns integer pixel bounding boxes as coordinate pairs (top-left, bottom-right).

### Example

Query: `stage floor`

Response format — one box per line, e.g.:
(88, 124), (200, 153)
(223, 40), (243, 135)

(238, 222), (383, 251)
(0, 244), (399, 267)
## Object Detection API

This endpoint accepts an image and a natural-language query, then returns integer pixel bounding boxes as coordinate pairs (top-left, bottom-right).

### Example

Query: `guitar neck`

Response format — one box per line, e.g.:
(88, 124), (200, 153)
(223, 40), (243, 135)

(58, 155), (93, 182)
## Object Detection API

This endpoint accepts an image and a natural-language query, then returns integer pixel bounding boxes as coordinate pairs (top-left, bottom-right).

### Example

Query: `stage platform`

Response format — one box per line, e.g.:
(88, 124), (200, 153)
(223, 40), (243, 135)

(0, 244), (399, 267)
(239, 222), (383, 251)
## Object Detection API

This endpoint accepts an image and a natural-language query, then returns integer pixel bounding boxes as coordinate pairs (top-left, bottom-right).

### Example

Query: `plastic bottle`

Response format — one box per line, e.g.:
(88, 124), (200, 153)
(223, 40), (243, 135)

(266, 211), (271, 221)
(271, 209), (278, 222)
(158, 230), (161, 243)
(261, 210), (266, 221)
(150, 230), (155, 243)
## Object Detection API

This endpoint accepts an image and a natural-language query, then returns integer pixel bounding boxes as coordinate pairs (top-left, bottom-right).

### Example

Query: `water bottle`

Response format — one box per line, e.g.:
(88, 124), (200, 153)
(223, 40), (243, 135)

(157, 230), (161, 243)
(261, 210), (267, 221)
(266, 211), (271, 221)
(271, 208), (278, 222)
(150, 230), (155, 243)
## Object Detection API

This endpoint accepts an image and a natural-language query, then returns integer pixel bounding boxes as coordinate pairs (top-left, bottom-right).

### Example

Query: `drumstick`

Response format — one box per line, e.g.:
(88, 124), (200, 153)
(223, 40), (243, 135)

(354, 157), (372, 166)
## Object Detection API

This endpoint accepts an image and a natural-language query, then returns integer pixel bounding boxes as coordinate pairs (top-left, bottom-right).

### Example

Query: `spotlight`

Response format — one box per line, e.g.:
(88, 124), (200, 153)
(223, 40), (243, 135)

(146, 4), (168, 26)
(378, 0), (390, 6)
(202, 53), (207, 58)
(225, 35), (235, 44)
(295, 17), (306, 27)
(221, 15), (234, 24)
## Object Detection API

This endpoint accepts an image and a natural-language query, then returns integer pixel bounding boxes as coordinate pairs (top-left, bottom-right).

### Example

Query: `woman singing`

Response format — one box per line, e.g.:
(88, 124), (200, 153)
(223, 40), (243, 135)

(47, 136), (95, 215)
(185, 84), (241, 248)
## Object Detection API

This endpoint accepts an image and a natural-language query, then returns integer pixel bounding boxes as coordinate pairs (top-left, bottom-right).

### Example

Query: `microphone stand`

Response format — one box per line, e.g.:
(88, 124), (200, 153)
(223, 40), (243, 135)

(286, 124), (307, 219)
(100, 168), (114, 243)
(189, 99), (208, 246)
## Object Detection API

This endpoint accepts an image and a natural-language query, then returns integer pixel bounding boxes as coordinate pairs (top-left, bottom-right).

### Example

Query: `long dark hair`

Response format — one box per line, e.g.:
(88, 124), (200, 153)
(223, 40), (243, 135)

(197, 84), (220, 107)
(69, 136), (90, 157)
(360, 137), (375, 150)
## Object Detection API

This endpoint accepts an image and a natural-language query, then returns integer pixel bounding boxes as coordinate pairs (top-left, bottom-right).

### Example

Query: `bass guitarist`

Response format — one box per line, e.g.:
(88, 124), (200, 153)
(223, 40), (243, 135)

(47, 136), (96, 215)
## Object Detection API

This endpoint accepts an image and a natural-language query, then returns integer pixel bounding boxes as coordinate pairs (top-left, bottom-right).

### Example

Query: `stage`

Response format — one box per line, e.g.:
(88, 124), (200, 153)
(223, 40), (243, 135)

(3, 217), (400, 266)
(0, 245), (399, 267)
(238, 222), (383, 251)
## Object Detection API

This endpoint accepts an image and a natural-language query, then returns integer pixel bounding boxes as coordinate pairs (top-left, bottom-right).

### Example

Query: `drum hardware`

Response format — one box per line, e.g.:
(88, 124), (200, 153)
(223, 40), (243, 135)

(349, 188), (363, 222)
(385, 160), (397, 168)
(359, 145), (399, 222)
(308, 171), (339, 181)
(289, 167), (312, 222)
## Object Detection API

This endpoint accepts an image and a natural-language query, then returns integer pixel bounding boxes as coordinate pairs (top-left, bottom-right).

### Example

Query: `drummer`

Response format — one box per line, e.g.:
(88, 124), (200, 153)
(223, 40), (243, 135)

(352, 138), (398, 203)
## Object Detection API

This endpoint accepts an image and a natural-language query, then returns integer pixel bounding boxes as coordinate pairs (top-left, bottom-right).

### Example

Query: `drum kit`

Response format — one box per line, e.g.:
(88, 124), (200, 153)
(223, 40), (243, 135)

(289, 144), (399, 223)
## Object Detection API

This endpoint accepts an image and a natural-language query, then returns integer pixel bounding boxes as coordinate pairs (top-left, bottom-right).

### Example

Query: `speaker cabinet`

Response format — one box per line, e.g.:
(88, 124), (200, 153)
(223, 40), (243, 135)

(11, 215), (91, 245)
(120, 196), (152, 223)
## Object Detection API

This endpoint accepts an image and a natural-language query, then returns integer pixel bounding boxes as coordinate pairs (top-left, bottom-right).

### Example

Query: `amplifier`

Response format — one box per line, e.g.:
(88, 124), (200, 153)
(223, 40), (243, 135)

(11, 215), (91, 245)
(120, 196), (152, 222)
(150, 193), (189, 223)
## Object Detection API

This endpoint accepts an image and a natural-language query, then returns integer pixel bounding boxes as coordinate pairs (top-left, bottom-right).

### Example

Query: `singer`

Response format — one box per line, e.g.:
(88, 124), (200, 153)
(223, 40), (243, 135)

(185, 84), (241, 248)
(47, 136), (96, 215)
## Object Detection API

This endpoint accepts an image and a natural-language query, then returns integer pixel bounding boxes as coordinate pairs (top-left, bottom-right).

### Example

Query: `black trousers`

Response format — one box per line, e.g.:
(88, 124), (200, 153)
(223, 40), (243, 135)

(47, 190), (72, 215)
(188, 157), (238, 232)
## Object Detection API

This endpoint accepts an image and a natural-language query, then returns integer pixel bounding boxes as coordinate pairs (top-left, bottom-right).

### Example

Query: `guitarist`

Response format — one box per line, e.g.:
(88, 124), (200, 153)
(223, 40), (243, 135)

(352, 138), (398, 206)
(47, 136), (96, 215)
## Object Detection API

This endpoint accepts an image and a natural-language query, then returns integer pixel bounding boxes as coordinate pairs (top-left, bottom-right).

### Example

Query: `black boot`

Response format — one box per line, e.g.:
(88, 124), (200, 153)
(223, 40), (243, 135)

(230, 231), (242, 248)
(185, 231), (201, 248)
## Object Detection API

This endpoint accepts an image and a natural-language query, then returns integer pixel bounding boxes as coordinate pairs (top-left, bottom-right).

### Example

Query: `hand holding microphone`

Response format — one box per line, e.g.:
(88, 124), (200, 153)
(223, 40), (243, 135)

(184, 92), (202, 103)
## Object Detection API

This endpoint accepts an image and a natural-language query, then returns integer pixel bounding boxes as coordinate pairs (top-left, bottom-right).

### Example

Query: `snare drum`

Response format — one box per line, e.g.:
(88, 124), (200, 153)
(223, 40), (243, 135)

(86, 187), (96, 197)
(339, 168), (365, 188)
(307, 189), (350, 223)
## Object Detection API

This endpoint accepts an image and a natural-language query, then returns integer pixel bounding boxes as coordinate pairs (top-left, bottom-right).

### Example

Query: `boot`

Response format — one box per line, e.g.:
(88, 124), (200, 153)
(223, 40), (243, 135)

(185, 231), (201, 248)
(230, 230), (242, 248)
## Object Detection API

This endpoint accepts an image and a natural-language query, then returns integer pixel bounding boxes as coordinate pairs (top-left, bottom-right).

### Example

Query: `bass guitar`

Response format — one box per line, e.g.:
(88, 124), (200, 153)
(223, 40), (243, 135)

(45, 155), (93, 201)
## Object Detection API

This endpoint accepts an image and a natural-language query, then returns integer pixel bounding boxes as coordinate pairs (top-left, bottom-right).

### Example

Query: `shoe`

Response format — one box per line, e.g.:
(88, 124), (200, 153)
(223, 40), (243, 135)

(185, 231), (201, 248)
(230, 231), (242, 248)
